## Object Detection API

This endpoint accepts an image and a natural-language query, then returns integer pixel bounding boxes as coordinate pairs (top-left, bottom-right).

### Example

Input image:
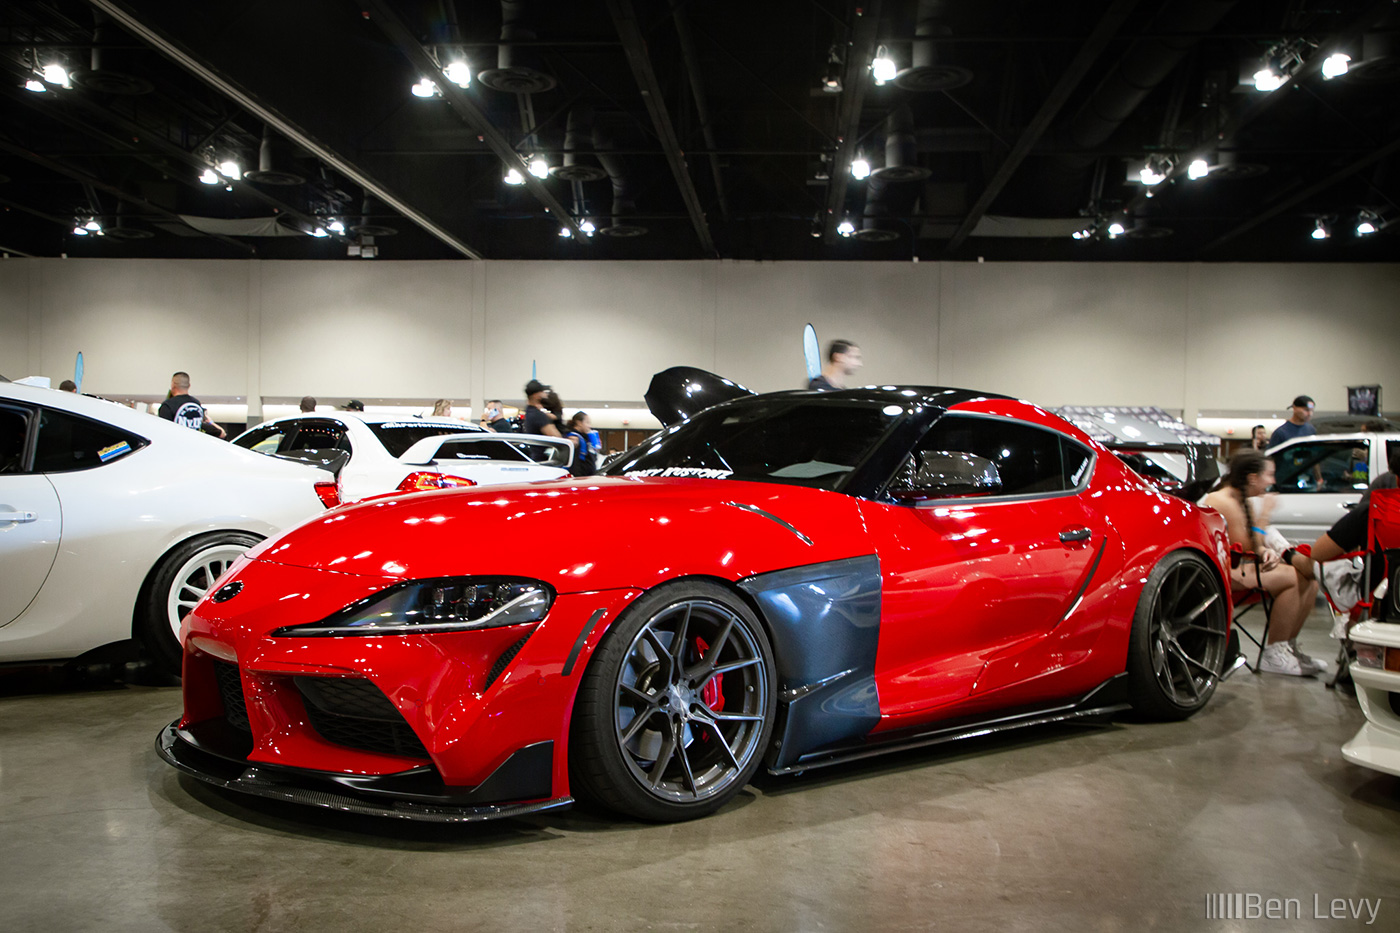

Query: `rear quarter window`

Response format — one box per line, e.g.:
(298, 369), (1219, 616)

(32, 407), (148, 473)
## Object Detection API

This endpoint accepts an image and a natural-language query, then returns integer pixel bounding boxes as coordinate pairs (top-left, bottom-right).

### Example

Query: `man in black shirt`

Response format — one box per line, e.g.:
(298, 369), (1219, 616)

(808, 339), (863, 390)
(158, 371), (225, 437)
(523, 380), (562, 437)
(479, 399), (520, 433)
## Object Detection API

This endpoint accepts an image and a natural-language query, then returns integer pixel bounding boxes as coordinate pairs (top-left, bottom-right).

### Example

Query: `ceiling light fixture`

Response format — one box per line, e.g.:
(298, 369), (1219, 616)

(822, 45), (843, 93)
(850, 158), (871, 180)
(72, 224), (89, 236)
(503, 167), (526, 186)
(327, 219), (346, 235)
(1139, 162), (1168, 186)
(24, 78), (46, 93)
(1321, 52), (1351, 79)
(1187, 158), (1210, 180)
(527, 156), (549, 179)
(871, 46), (896, 86)
(411, 77), (442, 98)
(558, 225), (573, 238)
(1107, 221), (1126, 238)
(1253, 66), (1284, 92)
(837, 219), (856, 237)
(1311, 218), (1330, 240)
(41, 63), (71, 88)
(442, 60), (471, 88)
(216, 160), (241, 181)
(198, 168), (219, 185)
(310, 227), (329, 238)
(1356, 211), (1377, 236)
(579, 219), (596, 237)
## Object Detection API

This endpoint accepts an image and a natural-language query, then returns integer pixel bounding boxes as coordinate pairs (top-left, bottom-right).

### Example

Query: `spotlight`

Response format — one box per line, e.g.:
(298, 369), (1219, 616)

(1356, 211), (1377, 236)
(72, 225), (89, 236)
(1253, 66), (1283, 92)
(1071, 229), (1088, 240)
(503, 167), (526, 186)
(558, 226), (573, 238)
(41, 64), (71, 88)
(1187, 158), (1210, 180)
(327, 219), (346, 235)
(851, 158), (871, 180)
(24, 79), (46, 93)
(837, 219), (856, 237)
(411, 77), (441, 98)
(579, 219), (596, 237)
(443, 60), (471, 88)
(1139, 164), (1167, 186)
(310, 227), (329, 238)
(527, 156), (549, 179)
(216, 160), (241, 180)
(198, 168), (220, 185)
(1107, 221), (1126, 238)
(821, 44), (843, 93)
(1321, 52), (1351, 79)
(1311, 219), (1330, 240)
(871, 46), (896, 85)
(83, 219), (100, 232)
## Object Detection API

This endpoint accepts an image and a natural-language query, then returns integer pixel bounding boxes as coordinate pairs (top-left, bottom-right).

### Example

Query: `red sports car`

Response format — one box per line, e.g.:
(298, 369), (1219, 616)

(158, 369), (1234, 823)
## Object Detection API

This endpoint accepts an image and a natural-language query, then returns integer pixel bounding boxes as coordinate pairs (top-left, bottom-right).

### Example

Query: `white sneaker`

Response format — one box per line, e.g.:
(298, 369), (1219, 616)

(1259, 642), (1315, 677)
(1289, 639), (1328, 673)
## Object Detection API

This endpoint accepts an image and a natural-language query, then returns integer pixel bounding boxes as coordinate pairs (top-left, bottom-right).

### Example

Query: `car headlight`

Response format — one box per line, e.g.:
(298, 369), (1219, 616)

(273, 577), (553, 637)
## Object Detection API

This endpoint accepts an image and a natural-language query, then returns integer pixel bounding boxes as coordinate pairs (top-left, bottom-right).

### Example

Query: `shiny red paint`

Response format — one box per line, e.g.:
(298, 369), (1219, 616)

(176, 399), (1232, 810)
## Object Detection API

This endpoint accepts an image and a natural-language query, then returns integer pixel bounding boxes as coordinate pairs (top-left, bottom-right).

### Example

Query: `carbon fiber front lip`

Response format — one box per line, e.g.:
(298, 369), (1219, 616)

(155, 722), (572, 823)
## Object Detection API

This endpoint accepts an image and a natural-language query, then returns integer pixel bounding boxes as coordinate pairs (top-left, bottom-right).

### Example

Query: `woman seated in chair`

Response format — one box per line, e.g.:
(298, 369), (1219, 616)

(1202, 450), (1322, 675)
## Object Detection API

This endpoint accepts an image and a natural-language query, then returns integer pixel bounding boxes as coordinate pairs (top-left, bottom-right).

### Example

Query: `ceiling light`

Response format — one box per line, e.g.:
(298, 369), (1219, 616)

(1253, 66), (1283, 92)
(1311, 219), (1330, 240)
(83, 219), (100, 232)
(72, 225), (89, 236)
(837, 219), (856, 237)
(216, 160), (241, 180)
(579, 219), (596, 237)
(871, 46), (896, 85)
(1139, 165), (1167, 186)
(411, 77), (441, 98)
(822, 44), (843, 93)
(327, 219), (346, 235)
(198, 168), (220, 185)
(527, 156), (549, 179)
(1187, 158), (1210, 180)
(1356, 211), (1377, 236)
(41, 64), (71, 88)
(1321, 52), (1351, 79)
(503, 167), (526, 186)
(850, 158), (871, 180)
(24, 78), (46, 93)
(1107, 221), (1126, 238)
(558, 226), (573, 238)
(310, 227), (329, 238)
(443, 60), (471, 88)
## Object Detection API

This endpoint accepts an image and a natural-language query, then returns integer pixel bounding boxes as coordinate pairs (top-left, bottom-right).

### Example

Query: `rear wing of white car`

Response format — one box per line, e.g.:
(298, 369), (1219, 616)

(398, 433), (574, 469)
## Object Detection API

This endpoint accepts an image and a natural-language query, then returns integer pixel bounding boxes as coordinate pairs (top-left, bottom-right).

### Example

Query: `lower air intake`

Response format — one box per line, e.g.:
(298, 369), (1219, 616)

(295, 677), (428, 759)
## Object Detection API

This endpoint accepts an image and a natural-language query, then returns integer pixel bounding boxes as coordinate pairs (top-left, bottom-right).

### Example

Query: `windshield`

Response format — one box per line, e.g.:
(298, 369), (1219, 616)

(369, 422), (477, 458)
(604, 397), (904, 490)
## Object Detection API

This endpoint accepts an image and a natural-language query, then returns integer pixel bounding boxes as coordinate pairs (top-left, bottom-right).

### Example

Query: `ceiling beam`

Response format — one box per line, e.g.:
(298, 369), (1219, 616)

(943, 0), (1140, 255)
(0, 138), (254, 254)
(357, 0), (586, 245)
(823, 0), (882, 243)
(671, 1), (729, 224)
(607, 0), (716, 256)
(1198, 133), (1400, 254)
(86, 0), (490, 259)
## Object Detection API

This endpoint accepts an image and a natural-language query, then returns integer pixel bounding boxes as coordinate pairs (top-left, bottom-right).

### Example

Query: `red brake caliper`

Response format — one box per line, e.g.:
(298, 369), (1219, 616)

(696, 636), (724, 713)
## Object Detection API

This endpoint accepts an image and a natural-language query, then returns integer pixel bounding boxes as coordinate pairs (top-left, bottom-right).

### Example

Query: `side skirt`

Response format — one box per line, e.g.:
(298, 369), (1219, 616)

(766, 673), (1132, 775)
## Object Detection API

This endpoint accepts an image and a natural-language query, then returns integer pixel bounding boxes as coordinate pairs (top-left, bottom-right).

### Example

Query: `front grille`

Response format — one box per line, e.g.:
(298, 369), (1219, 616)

(212, 660), (250, 732)
(294, 677), (428, 759)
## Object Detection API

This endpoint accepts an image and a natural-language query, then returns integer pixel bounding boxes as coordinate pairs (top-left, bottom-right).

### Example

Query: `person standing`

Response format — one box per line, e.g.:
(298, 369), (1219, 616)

(808, 339), (863, 390)
(479, 400), (519, 433)
(523, 380), (562, 437)
(158, 371), (225, 438)
(564, 412), (597, 477)
(1249, 424), (1268, 450)
(58, 379), (77, 393)
(1268, 395), (1316, 448)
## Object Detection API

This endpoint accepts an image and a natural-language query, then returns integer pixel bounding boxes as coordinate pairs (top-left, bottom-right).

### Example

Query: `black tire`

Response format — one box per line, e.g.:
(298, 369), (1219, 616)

(1126, 550), (1230, 721)
(136, 532), (260, 676)
(569, 581), (777, 822)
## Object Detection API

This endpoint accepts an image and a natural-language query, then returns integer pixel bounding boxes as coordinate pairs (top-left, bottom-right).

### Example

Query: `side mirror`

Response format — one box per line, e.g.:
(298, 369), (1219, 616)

(889, 450), (1003, 501)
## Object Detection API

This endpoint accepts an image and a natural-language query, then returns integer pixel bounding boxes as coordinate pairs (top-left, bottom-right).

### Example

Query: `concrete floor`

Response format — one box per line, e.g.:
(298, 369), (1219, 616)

(3, 609), (1399, 933)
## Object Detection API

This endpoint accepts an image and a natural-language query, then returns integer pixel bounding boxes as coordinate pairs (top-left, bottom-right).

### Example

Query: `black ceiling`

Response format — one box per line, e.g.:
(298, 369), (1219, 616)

(3, 0), (1400, 262)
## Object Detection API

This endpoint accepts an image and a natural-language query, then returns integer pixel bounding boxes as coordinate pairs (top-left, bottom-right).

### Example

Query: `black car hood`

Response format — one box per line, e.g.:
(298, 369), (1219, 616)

(644, 367), (757, 426)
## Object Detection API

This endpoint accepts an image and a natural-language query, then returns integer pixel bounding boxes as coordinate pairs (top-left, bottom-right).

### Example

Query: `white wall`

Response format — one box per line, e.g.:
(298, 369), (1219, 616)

(2, 258), (1396, 422)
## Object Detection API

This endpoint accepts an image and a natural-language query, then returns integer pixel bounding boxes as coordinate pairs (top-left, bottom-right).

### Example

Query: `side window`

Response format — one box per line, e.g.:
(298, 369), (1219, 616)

(286, 419), (352, 453)
(31, 407), (148, 473)
(912, 415), (1086, 497)
(435, 439), (530, 462)
(1272, 440), (1370, 494)
(233, 423), (288, 455)
(1, 406), (32, 474)
(1386, 440), (1400, 476)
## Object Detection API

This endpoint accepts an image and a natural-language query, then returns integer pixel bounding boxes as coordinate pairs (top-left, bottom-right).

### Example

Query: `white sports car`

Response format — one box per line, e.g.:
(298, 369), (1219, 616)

(1, 382), (340, 675)
(1342, 620), (1400, 777)
(230, 412), (571, 501)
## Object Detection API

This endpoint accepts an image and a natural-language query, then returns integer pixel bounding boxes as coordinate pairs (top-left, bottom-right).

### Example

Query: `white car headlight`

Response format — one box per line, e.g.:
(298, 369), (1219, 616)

(274, 577), (552, 637)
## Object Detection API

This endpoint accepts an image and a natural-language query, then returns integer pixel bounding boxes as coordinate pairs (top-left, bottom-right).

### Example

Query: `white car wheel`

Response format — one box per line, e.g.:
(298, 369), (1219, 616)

(164, 543), (248, 640)
(139, 533), (260, 675)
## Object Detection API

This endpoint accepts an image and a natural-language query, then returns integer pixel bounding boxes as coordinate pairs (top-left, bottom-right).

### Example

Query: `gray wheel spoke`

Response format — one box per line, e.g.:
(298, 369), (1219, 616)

(620, 683), (656, 706)
(712, 657), (762, 675)
(671, 603), (692, 664)
(1176, 592), (1219, 627)
(641, 628), (676, 681)
(1170, 651), (1201, 700)
(619, 709), (656, 746)
(710, 712), (764, 723)
(1181, 622), (1226, 638)
(649, 728), (678, 789)
(693, 713), (743, 771)
(675, 737), (698, 795)
(1170, 643), (1216, 678)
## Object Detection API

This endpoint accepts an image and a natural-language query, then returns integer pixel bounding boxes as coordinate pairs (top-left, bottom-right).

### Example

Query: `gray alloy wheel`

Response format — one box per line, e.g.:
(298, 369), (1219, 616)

(570, 581), (776, 821)
(1127, 550), (1229, 720)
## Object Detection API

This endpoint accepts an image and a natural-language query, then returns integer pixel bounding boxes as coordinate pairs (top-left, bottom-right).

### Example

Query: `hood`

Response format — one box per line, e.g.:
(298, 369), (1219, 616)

(644, 367), (756, 426)
(250, 476), (868, 593)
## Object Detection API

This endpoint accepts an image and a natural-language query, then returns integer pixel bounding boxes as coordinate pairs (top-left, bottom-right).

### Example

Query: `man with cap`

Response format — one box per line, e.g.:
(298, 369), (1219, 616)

(1268, 395), (1317, 448)
(342, 399), (365, 412)
(523, 379), (562, 437)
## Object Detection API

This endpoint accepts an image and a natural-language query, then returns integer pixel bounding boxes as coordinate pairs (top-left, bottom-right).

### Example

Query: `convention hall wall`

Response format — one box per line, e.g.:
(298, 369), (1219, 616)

(2, 258), (1396, 419)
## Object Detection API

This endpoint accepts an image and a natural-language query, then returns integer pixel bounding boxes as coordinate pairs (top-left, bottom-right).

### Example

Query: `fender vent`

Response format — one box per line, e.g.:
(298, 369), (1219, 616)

(485, 634), (533, 689)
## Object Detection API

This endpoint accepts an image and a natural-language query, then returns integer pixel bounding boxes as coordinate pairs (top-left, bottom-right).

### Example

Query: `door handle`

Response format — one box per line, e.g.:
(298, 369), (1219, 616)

(1059, 527), (1092, 543)
(0, 510), (38, 523)
(1343, 502), (1358, 510)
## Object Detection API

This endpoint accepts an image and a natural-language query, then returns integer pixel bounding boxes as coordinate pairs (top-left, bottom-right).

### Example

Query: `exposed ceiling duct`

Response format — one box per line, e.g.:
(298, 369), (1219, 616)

(895, 0), (972, 92)
(872, 104), (932, 182)
(104, 200), (154, 240)
(243, 126), (305, 186)
(477, 1), (558, 93)
(858, 108), (924, 242)
(593, 120), (646, 238)
(351, 196), (398, 237)
(72, 10), (153, 95)
(549, 105), (607, 182)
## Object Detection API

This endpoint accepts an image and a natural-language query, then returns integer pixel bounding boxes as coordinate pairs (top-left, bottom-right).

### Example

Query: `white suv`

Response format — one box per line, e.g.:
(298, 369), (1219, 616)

(1266, 432), (1400, 543)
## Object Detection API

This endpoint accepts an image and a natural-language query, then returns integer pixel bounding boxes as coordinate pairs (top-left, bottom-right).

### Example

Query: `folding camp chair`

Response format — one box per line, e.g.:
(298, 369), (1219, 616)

(1228, 544), (1274, 674)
